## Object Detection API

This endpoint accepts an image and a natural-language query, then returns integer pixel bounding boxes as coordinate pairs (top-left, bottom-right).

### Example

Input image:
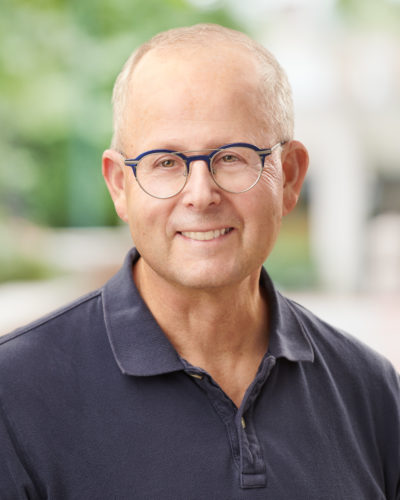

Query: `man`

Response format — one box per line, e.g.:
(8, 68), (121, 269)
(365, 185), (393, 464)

(0, 24), (399, 499)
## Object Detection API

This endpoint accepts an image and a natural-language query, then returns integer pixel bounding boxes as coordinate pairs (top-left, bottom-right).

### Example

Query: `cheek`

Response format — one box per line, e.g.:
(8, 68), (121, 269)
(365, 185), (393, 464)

(123, 186), (148, 239)
(255, 168), (284, 216)
(258, 163), (283, 191)
(125, 191), (175, 241)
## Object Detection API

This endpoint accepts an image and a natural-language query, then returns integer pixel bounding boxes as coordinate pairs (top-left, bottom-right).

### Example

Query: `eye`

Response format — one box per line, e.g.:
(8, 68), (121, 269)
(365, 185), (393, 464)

(151, 155), (181, 170)
(221, 154), (238, 163)
(213, 151), (243, 167)
(160, 158), (176, 168)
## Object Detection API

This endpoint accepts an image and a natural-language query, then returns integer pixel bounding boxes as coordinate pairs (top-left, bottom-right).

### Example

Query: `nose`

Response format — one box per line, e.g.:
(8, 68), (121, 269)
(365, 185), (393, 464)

(180, 159), (221, 210)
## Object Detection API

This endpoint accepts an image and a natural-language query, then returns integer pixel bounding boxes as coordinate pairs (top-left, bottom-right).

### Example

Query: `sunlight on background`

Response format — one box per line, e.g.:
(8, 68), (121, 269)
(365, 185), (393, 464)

(1, 0), (399, 367)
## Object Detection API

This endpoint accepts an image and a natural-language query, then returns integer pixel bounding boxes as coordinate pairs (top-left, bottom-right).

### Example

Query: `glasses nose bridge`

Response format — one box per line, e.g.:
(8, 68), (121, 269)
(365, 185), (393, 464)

(184, 153), (213, 173)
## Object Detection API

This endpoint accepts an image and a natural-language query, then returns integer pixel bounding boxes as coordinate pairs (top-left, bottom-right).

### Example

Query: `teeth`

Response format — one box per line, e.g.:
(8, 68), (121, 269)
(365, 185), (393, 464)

(181, 228), (230, 241)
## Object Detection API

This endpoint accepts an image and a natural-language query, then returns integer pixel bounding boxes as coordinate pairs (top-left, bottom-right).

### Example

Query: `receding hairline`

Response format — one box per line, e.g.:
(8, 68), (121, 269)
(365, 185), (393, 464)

(122, 25), (280, 99)
(130, 25), (269, 78)
(111, 24), (294, 150)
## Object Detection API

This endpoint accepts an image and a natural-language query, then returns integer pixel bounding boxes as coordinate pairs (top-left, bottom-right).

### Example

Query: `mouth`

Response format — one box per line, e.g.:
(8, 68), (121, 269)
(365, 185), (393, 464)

(179, 227), (234, 241)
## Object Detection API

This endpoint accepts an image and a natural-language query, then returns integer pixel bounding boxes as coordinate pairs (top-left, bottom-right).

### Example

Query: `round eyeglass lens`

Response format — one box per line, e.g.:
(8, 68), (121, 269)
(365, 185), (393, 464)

(136, 153), (188, 198)
(210, 147), (263, 193)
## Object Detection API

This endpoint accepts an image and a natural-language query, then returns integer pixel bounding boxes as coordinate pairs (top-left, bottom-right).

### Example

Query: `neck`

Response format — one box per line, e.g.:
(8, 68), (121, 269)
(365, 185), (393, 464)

(133, 257), (269, 407)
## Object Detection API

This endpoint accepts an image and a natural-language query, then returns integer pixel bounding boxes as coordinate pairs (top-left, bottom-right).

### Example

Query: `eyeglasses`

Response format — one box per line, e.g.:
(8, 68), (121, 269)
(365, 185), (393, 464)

(122, 142), (284, 199)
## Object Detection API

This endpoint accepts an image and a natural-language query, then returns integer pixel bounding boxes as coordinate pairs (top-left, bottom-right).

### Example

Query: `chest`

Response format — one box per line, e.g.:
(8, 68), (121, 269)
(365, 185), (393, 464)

(19, 362), (391, 499)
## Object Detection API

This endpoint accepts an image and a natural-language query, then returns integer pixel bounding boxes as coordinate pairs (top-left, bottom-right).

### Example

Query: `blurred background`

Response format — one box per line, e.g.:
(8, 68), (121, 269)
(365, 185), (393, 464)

(1, 0), (399, 368)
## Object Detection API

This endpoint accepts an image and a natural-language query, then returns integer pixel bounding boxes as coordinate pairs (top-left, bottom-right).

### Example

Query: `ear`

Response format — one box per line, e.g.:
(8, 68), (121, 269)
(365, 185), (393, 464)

(281, 140), (309, 216)
(102, 149), (129, 223)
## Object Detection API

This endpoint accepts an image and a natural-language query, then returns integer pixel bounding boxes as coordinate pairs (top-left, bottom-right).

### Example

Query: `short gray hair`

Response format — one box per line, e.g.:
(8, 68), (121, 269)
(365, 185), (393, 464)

(110, 24), (294, 150)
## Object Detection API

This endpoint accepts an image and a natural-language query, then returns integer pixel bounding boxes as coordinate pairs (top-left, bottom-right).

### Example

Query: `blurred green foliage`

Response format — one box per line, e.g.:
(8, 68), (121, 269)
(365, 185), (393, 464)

(265, 210), (317, 290)
(0, 254), (55, 282)
(0, 0), (241, 227)
(337, 0), (400, 30)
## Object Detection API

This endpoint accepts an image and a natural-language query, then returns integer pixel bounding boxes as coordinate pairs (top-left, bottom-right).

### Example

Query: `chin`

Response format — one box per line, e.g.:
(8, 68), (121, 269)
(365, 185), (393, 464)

(166, 262), (254, 291)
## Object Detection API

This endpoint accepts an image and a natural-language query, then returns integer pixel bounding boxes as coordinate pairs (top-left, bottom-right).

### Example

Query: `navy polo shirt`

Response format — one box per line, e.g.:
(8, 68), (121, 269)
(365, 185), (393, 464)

(0, 248), (399, 499)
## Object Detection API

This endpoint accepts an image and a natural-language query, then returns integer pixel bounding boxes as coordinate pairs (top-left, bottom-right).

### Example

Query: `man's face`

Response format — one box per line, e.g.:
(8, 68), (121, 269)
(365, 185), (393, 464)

(105, 44), (306, 291)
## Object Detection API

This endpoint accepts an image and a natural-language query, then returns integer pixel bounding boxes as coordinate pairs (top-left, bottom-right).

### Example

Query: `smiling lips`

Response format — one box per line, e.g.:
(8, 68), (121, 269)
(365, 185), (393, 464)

(180, 227), (233, 241)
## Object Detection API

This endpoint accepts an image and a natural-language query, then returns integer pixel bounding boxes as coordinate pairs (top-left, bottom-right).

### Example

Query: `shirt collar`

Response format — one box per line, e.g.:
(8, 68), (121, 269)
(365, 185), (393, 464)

(102, 248), (314, 377)
(259, 270), (314, 363)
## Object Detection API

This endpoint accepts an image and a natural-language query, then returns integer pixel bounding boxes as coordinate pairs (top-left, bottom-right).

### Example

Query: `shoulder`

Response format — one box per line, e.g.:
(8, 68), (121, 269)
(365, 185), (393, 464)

(282, 294), (400, 492)
(0, 289), (104, 376)
(284, 294), (400, 397)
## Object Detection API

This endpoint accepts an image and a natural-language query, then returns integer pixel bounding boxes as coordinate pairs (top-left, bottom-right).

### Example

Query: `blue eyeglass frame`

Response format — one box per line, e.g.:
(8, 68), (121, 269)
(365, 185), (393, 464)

(122, 141), (285, 198)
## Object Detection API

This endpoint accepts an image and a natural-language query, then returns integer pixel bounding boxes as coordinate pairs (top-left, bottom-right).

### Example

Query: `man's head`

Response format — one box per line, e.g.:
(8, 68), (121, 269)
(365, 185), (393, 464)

(102, 24), (308, 291)
(110, 24), (294, 153)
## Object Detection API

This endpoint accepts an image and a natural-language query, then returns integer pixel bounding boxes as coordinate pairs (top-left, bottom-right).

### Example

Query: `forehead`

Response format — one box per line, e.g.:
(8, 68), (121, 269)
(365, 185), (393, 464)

(122, 43), (272, 149)
(134, 41), (260, 78)
(133, 43), (263, 96)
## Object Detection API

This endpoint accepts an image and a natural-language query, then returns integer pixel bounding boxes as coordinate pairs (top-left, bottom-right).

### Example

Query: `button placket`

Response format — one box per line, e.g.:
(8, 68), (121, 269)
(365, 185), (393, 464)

(187, 370), (242, 465)
(236, 354), (277, 488)
(182, 354), (277, 489)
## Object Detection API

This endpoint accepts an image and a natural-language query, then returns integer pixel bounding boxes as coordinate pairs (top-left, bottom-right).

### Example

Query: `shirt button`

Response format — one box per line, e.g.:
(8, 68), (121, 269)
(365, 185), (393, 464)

(189, 373), (203, 380)
(241, 417), (246, 429)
